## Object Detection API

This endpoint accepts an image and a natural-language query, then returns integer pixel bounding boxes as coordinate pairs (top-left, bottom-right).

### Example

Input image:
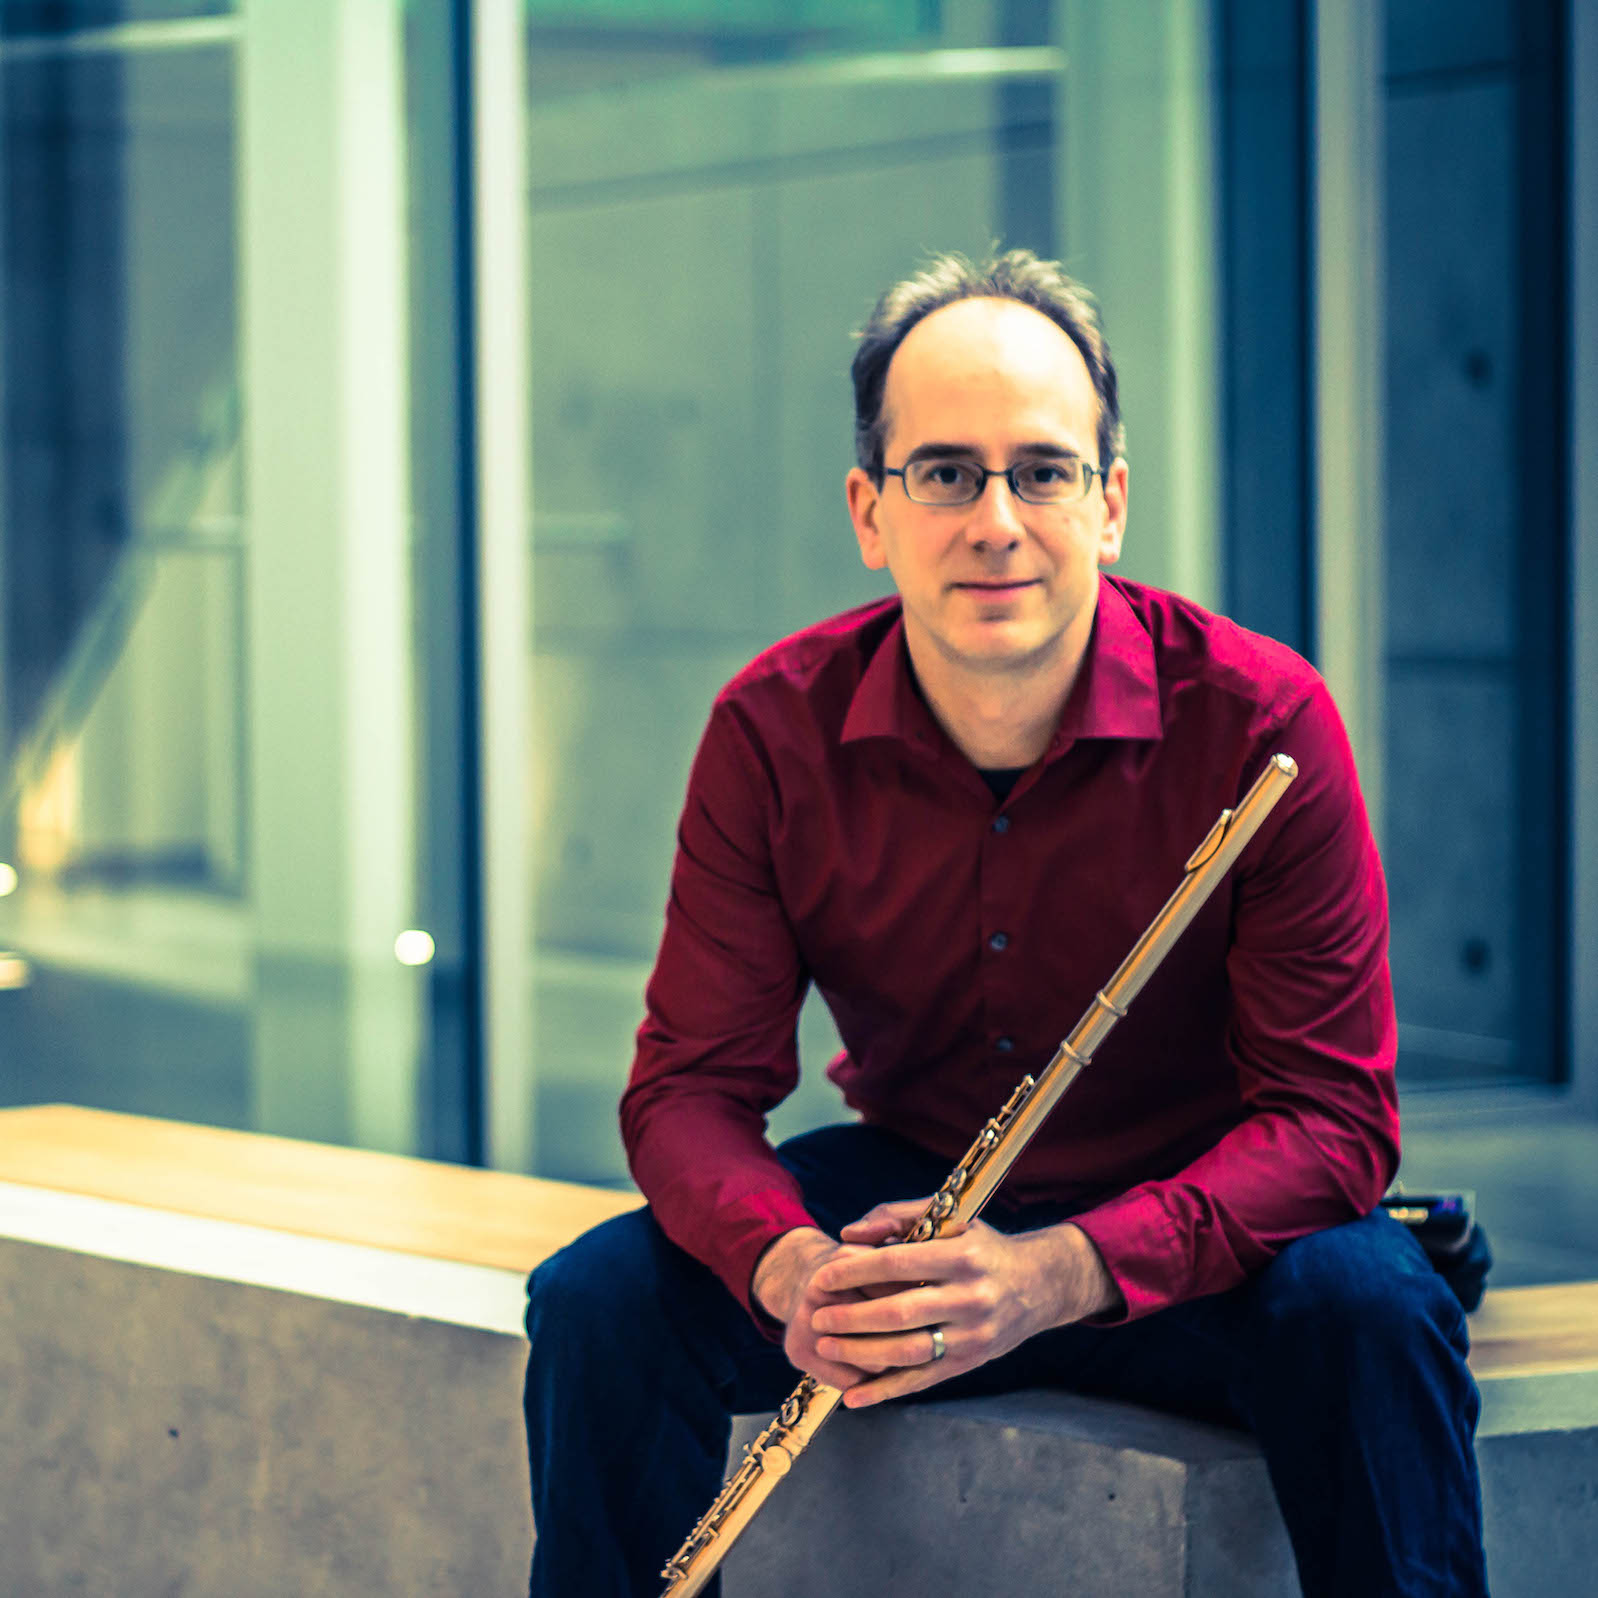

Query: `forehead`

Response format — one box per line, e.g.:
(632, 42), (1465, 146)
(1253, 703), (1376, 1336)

(882, 296), (1098, 453)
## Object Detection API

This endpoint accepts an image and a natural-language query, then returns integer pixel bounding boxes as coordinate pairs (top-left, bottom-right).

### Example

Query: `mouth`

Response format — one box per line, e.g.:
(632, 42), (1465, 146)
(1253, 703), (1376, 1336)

(953, 578), (1040, 597)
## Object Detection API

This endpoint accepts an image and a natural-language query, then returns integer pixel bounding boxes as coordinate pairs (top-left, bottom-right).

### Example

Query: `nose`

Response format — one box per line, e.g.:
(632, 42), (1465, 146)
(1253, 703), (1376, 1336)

(964, 472), (1026, 549)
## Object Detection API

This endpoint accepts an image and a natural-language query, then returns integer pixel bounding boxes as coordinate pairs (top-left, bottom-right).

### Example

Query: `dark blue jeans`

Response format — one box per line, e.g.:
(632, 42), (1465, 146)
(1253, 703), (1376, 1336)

(523, 1124), (1487, 1598)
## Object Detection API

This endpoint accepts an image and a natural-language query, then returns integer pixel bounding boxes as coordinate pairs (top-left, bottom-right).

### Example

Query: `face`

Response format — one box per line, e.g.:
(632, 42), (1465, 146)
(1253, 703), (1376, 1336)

(846, 297), (1128, 686)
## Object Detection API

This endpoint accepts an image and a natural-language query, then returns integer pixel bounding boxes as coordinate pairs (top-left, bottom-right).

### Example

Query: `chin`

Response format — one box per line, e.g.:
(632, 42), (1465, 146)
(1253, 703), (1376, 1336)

(948, 630), (1052, 670)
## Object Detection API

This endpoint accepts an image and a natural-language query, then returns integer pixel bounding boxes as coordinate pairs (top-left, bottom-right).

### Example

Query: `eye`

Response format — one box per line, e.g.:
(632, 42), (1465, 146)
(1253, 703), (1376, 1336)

(1014, 458), (1081, 496)
(907, 459), (982, 501)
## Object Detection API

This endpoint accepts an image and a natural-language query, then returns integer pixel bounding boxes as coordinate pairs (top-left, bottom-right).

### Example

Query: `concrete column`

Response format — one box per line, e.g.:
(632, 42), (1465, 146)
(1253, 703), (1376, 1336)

(1571, 0), (1598, 1115)
(1054, 0), (1222, 613)
(237, 0), (421, 1151)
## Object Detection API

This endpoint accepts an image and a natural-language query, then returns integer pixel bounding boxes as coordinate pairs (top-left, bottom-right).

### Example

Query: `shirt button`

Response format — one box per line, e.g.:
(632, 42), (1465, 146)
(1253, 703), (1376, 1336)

(996, 1035), (1015, 1053)
(988, 931), (1009, 952)
(992, 815), (1011, 834)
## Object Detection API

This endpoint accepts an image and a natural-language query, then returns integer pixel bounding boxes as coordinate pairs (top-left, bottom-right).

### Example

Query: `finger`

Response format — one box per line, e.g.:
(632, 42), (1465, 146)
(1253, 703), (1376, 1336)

(839, 1206), (968, 1245)
(794, 1348), (869, 1390)
(816, 1326), (940, 1375)
(841, 1351), (955, 1408)
(856, 1278), (908, 1300)
(838, 1215), (908, 1244)
(811, 1284), (950, 1339)
(812, 1240), (961, 1294)
(839, 1198), (930, 1241)
(789, 1314), (869, 1389)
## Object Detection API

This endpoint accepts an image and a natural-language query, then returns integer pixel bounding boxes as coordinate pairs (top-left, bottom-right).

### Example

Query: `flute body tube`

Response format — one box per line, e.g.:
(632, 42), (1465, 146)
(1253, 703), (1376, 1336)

(657, 753), (1300, 1597)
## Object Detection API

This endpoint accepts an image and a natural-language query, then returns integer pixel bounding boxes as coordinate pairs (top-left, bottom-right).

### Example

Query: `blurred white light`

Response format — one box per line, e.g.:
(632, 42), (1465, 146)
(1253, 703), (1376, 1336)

(0, 863), (17, 897)
(394, 929), (436, 967)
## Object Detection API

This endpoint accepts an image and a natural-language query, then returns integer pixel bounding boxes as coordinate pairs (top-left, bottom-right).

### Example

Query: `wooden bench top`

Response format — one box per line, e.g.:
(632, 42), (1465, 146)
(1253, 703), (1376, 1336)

(1, 1103), (1592, 1377)
(1467, 1278), (1598, 1379)
(0, 1103), (640, 1274)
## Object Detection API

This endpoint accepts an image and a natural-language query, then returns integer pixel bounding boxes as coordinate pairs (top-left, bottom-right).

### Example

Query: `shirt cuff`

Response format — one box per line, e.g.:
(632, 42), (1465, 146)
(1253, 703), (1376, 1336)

(712, 1195), (823, 1337)
(1070, 1189), (1184, 1325)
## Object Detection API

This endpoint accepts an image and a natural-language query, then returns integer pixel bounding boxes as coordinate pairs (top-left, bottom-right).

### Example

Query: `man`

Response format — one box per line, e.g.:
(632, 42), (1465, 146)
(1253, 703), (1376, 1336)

(524, 251), (1487, 1597)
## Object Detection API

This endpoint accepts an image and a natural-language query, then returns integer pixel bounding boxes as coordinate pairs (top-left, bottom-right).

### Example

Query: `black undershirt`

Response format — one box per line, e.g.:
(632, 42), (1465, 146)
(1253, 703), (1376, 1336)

(978, 767), (1027, 803)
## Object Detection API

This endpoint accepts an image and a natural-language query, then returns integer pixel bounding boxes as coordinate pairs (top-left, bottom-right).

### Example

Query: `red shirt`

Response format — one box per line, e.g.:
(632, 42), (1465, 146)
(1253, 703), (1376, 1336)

(620, 575), (1399, 1324)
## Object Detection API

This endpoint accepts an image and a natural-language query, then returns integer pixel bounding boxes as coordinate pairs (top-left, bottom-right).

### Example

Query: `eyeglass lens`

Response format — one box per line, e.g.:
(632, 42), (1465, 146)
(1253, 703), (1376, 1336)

(904, 457), (1088, 505)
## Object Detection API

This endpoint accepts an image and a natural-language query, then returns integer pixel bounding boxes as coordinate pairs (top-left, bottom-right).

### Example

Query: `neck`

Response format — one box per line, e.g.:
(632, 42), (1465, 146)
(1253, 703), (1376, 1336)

(905, 626), (1088, 771)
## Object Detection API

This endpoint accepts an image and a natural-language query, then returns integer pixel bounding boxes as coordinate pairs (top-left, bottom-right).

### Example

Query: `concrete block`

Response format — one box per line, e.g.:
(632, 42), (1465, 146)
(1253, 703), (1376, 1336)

(1384, 80), (1515, 662)
(0, 1235), (532, 1598)
(1478, 1370), (1598, 1596)
(717, 1364), (1598, 1598)
(1384, 666), (1517, 1058)
(722, 1392), (1298, 1598)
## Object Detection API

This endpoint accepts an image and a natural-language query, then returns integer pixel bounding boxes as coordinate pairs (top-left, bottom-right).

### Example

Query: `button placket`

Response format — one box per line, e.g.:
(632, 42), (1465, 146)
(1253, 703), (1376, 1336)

(979, 800), (1022, 1073)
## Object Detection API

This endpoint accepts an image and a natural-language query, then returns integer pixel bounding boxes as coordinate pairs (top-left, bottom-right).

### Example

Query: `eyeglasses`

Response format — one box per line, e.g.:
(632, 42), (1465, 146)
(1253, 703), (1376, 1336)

(882, 455), (1106, 507)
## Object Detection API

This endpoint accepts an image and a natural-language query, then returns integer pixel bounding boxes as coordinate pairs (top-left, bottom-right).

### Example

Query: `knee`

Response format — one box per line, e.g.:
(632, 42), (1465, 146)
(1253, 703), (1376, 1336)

(1254, 1211), (1466, 1370)
(525, 1210), (666, 1357)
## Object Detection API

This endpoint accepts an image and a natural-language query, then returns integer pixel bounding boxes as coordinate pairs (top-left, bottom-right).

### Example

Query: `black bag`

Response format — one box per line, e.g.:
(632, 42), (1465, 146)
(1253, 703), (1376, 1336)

(1378, 1190), (1493, 1313)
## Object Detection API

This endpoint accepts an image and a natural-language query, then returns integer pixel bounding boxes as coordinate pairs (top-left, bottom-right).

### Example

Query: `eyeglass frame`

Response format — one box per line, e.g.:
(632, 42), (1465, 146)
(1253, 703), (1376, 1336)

(880, 452), (1109, 508)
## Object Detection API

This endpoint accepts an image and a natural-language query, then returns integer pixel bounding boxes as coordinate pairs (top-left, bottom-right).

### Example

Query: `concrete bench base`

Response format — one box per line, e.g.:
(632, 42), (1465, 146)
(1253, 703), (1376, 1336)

(0, 1234), (534, 1598)
(724, 1370), (1598, 1598)
(725, 1393), (1296, 1598)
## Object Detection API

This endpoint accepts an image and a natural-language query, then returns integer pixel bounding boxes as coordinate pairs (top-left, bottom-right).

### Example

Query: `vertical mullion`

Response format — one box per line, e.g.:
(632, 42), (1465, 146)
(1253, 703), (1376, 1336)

(1312, 0), (1386, 823)
(1513, 0), (1569, 1085)
(451, 0), (487, 1166)
(407, 0), (481, 1164)
(1571, 0), (1598, 1114)
(1217, 0), (1314, 658)
(469, 0), (534, 1174)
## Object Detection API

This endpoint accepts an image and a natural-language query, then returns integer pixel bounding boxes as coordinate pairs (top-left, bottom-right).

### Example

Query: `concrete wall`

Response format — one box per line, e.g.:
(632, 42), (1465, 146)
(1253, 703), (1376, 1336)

(1380, 0), (1566, 1086)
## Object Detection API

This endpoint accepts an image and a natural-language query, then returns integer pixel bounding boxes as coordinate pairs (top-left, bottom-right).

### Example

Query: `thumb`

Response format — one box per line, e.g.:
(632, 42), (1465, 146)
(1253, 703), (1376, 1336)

(839, 1197), (930, 1242)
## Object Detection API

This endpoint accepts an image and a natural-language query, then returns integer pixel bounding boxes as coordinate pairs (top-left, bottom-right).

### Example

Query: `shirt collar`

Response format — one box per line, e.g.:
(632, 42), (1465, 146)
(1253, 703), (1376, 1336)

(1044, 575), (1164, 758)
(840, 576), (1164, 759)
(840, 612), (942, 755)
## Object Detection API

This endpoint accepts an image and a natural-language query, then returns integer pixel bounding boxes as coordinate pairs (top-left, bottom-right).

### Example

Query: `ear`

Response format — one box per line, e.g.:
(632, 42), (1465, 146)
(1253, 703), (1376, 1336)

(1097, 457), (1129, 567)
(846, 467), (890, 571)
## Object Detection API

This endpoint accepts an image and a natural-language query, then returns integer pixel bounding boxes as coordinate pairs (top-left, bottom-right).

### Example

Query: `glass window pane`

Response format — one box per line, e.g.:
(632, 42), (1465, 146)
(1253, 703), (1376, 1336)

(522, 2), (1219, 1181)
(0, 3), (234, 35)
(0, 7), (474, 1158)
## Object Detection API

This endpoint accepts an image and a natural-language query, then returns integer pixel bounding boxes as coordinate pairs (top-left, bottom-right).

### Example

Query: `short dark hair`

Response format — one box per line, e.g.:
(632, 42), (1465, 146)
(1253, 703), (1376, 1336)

(851, 249), (1125, 483)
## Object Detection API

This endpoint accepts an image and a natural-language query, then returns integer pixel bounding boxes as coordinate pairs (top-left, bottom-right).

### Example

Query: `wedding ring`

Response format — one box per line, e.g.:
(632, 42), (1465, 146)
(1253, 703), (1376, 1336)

(929, 1326), (947, 1364)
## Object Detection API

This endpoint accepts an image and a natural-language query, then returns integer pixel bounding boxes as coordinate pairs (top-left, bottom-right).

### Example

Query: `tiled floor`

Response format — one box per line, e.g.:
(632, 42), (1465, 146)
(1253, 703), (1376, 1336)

(1397, 1089), (1598, 1288)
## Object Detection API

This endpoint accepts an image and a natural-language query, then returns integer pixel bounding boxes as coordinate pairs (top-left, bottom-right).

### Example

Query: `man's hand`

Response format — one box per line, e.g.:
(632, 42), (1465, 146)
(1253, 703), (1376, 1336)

(750, 1226), (884, 1392)
(799, 1198), (1122, 1408)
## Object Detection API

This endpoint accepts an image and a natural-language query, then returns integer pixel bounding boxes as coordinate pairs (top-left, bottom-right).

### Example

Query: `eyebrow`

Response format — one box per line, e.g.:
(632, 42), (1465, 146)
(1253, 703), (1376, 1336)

(901, 441), (1084, 464)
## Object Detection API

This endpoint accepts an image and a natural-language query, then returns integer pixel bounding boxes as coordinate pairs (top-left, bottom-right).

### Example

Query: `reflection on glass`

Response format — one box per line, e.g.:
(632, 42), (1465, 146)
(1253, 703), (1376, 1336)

(0, 25), (251, 1129)
(0, 3), (235, 38)
(0, 6), (462, 1159)
(524, 8), (1080, 1183)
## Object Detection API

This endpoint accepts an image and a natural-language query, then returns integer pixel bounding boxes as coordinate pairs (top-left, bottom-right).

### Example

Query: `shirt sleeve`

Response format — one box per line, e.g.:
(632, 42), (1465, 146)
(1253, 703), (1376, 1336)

(1071, 681), (1401, 1321)
(619, 697), (821, 1323)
